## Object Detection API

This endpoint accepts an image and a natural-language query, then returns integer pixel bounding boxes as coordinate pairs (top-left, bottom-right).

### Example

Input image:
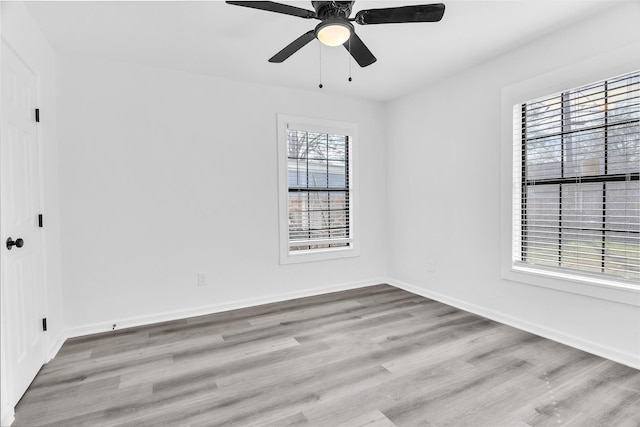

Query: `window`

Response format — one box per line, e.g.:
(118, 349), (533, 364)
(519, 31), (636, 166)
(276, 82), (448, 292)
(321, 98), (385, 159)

(513, 71), (639, 284)
(277, 115), (358, 264)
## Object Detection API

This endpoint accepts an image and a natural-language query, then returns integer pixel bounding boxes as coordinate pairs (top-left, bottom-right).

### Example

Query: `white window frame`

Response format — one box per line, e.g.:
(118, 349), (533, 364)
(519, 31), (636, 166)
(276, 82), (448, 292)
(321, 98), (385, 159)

(500, 44), (640, 306)
(277, 114), (359, 265)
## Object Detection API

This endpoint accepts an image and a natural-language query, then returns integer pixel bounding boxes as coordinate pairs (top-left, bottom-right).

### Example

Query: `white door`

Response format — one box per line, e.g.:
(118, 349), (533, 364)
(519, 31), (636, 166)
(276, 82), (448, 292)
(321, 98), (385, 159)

(0, 41), (46, 408)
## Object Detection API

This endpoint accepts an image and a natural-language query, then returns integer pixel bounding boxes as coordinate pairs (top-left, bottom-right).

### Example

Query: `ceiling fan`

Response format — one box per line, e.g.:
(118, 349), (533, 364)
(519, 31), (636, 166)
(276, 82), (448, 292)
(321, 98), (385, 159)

(226, 1), (445, 67)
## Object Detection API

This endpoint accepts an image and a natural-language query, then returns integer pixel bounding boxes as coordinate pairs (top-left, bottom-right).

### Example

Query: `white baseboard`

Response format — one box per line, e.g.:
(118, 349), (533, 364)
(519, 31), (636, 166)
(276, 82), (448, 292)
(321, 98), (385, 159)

(47, 332), (66, 362)
(1, 404), (14, 427)
(387, 278), (640, 370)
(63, 278), (387, 340)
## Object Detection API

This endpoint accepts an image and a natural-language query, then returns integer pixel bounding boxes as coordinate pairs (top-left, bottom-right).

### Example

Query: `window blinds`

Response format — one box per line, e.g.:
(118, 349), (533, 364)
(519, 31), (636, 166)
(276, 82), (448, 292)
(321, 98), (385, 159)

(514, 71), (639, 282)
(287, 129), (351, 252)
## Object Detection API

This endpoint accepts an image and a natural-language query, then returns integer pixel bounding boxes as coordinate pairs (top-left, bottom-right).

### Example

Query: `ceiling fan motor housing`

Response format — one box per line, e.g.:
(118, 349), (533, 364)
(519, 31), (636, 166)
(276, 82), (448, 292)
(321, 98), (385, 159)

(312, 1), (354, 19)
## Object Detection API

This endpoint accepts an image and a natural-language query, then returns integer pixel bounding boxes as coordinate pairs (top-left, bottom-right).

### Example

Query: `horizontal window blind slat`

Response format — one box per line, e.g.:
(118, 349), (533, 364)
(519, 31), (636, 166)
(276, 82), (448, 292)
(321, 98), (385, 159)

(524, 80), (639, 112)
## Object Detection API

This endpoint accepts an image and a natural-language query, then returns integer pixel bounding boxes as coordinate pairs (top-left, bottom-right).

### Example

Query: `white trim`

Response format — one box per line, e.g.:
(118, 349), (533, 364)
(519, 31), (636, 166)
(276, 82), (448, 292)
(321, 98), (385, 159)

(63, 278), (386, 339)
(387, 278), (640, 370)
(1, 313), (14, 427)
(500, 42), (640, 306)
(1, 405), (14, 427)
(47, 332), (66, 362)
(510, 264), (640, 307)
(277, 114), (360, 265)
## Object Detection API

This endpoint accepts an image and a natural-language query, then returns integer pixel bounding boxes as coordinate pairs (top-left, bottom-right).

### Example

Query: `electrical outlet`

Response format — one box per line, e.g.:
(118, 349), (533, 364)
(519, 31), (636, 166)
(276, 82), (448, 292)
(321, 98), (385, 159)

(197, 272), (207, 286)
(426, 259), (435, 273)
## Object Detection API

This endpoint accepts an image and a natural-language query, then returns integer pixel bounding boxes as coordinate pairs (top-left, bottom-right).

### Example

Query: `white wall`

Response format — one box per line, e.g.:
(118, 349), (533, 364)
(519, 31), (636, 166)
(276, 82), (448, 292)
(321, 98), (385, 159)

(55, 55), (388, 334)
(386, 2), (640, 367)
(1, 2), (64, 424)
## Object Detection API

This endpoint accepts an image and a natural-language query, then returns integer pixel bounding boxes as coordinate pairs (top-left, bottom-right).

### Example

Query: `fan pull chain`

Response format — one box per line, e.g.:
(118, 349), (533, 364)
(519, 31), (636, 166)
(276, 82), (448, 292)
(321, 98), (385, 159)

(348, 38), (352, 82)
(318, 43), (323, 89)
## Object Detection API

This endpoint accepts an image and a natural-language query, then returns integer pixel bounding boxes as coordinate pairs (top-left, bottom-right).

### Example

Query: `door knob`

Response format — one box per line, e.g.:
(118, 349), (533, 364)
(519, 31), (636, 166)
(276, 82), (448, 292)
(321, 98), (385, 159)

(6, 237), (24, 250)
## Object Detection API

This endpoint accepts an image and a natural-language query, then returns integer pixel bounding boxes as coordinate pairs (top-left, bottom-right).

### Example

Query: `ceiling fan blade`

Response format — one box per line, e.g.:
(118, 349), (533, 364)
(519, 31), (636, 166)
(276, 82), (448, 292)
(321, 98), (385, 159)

(226, 1), (316, 19)
(343, 33), (377, 67)
(355, 4), (445, 25)
(269, 30), (316, 63)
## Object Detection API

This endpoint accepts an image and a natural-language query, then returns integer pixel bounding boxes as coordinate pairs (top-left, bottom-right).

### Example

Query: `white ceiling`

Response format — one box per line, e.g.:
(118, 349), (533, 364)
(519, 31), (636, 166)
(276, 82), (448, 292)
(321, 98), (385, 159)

(25, 0), (613, 102)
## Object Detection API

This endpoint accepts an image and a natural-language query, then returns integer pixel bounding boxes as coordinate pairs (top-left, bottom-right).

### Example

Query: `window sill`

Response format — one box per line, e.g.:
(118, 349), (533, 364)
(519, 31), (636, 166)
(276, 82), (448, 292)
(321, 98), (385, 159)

(504, 264), (640, 307)
(280, 245), (359, 265)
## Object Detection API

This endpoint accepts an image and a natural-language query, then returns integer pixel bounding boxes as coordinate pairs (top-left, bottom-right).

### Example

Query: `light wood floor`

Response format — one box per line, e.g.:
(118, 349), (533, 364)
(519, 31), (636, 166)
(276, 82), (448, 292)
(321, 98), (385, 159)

(13, 284), (640, 426)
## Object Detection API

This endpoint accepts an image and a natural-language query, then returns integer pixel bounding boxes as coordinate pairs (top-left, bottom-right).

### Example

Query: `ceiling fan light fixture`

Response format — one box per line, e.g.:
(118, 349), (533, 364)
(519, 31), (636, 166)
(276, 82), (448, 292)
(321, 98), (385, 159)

(315, 19), (353, 47)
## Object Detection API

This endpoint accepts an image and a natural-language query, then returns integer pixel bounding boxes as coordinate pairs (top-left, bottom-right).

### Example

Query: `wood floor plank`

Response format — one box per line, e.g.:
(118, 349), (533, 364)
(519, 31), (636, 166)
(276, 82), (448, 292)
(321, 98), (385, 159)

(13, 284), (640, 426)
(336, 409), (396, 427)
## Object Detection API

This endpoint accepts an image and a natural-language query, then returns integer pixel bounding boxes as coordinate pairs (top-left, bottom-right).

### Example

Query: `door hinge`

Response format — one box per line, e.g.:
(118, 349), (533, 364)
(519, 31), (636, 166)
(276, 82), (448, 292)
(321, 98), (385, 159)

(38, 214), (43, 228)
(42, 318), (47, 332)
